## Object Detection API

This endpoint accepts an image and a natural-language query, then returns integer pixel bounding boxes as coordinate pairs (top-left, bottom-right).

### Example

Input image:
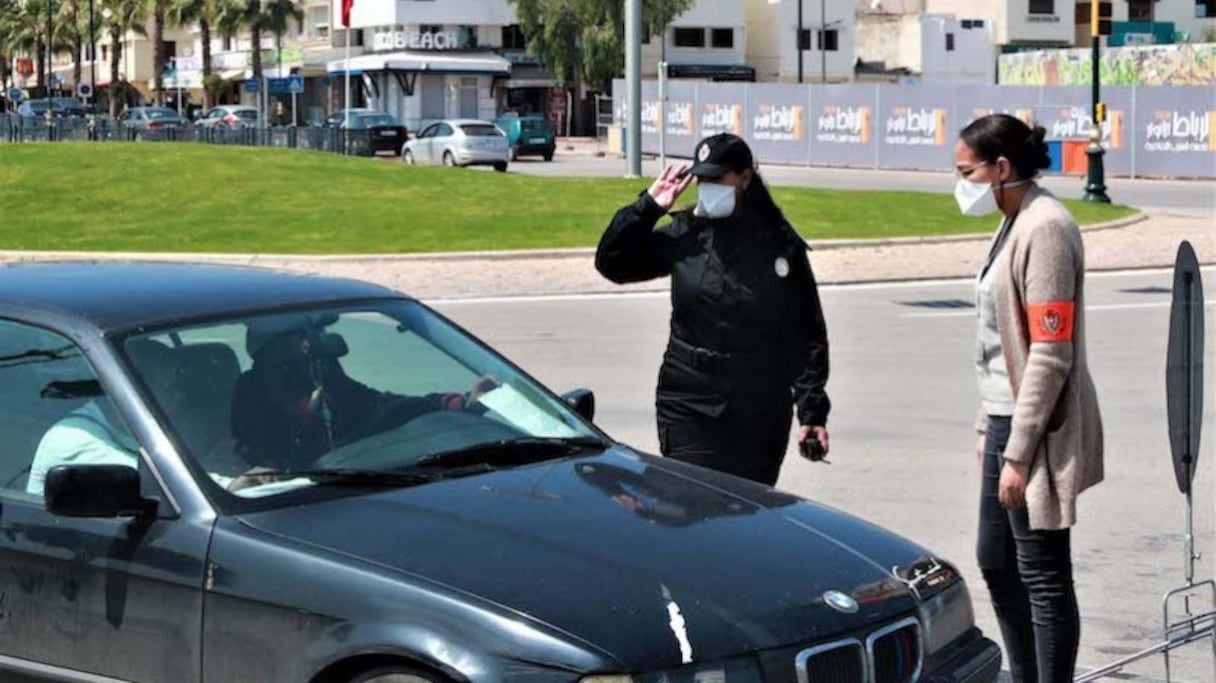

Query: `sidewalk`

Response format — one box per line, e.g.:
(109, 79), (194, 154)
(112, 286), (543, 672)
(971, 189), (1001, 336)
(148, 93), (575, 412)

(4, 212), (1210, 301)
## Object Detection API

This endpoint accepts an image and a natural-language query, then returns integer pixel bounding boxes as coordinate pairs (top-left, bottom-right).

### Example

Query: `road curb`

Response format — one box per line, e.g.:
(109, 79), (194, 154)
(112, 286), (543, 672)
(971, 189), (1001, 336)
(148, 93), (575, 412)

(0, 213), (1149, 265)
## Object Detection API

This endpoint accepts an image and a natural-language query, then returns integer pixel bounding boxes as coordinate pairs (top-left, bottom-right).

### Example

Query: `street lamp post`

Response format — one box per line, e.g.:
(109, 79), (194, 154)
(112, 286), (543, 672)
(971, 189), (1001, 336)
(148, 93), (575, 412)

(1084, 1), (1111, 203)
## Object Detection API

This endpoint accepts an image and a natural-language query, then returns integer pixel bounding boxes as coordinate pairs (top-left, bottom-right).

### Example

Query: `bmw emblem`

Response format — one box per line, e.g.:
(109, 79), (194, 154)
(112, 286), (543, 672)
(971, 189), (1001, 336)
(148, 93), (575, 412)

(823, 590), (859, 614)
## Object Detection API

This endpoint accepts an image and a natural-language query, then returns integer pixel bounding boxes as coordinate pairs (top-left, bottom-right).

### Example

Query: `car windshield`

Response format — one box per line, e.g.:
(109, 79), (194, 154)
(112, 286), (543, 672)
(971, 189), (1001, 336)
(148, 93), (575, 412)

(24, 101), (50, 113)
(461, 124), (500, 137)
(520, 118), (549, 132)
(145, 108), (181, 120)
(351, 113), (397, 128)
(233, 110), (258, 120)
(51, 97), (82, 110)
(120, 301), (603, 507)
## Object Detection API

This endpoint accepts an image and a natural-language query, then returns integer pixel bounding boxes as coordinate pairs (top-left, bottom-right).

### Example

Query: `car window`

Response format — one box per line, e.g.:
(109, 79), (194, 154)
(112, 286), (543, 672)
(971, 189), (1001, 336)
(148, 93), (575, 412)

(520, 119), (548, 132)
(235, 110), (258, 121)
(206, 110), (223, 119)
(145, 108), (180, 120)
(417, 124), (437, 139)
(0, 320), (137, 499)
(435, 123), (453, 137)
(122, 302), (599, 506)
(460, 124), (500, 137)
(354, 114), (397, 128)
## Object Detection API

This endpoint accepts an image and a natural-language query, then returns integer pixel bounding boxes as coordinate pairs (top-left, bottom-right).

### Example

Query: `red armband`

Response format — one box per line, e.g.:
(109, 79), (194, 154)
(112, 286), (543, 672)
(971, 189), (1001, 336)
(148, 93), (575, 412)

(1027, 301), (1075, 343)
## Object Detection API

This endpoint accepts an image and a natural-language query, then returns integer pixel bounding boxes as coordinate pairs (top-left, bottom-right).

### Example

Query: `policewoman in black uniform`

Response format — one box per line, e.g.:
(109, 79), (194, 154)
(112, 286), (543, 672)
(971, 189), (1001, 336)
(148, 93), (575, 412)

(595, 133), (831, 486)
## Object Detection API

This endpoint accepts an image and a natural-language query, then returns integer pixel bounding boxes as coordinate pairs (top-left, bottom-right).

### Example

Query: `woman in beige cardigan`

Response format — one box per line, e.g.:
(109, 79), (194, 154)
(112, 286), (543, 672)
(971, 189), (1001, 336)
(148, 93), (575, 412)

(955, 114), (1104, 683)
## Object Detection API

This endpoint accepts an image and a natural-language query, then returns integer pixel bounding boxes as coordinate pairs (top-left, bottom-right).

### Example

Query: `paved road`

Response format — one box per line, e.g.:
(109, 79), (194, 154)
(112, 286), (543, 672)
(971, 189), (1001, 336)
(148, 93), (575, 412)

(432, 268), (1216, 682)
(511, 154), (1216, 215)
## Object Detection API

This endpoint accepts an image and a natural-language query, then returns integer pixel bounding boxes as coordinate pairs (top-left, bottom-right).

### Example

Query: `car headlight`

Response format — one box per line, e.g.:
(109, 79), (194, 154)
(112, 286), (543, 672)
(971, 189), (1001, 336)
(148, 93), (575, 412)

(915, 568), (976, 655)
(581, 657), (762, 683)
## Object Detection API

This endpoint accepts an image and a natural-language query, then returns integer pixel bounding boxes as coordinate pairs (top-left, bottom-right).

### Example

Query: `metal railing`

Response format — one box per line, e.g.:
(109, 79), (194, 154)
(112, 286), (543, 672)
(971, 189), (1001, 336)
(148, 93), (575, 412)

(0, 115), (389, 157)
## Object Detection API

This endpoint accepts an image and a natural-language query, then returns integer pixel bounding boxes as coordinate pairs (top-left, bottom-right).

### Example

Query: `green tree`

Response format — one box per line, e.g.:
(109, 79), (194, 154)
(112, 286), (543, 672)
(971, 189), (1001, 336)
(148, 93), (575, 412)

(100, 0), (148, 116)
(508, 0), (692, 94)
(259, 0), (302, 77)
(168, 0), (217, 109)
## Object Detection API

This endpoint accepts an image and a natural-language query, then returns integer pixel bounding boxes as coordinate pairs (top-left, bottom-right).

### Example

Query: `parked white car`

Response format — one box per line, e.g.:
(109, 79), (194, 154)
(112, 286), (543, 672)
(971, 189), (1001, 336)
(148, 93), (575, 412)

(401, 119), (510, 172)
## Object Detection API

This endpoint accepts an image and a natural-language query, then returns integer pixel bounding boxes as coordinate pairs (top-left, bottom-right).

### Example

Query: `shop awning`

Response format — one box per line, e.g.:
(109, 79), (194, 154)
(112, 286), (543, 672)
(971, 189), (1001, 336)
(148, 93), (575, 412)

(503, 64), (559, 89)
(327, 51), (511, 77)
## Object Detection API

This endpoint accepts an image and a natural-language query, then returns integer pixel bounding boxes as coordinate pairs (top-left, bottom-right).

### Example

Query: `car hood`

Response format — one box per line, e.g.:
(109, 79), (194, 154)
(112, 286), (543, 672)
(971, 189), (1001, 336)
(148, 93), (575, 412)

(236, 447), (930, 669)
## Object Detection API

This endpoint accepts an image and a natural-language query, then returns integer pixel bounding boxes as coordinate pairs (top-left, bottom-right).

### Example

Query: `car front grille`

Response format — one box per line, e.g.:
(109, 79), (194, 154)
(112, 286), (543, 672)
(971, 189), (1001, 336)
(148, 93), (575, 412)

(795, 617), (923, 683)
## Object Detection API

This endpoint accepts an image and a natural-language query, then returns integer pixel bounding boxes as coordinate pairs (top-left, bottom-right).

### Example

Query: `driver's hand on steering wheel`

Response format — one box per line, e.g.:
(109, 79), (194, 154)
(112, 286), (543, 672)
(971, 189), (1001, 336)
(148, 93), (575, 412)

(465, 374), (501, 409)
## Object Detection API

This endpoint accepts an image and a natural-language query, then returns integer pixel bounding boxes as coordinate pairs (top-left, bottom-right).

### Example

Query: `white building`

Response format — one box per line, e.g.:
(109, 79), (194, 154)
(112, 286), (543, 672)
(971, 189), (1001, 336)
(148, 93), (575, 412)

(855, 11), (997, 83)
(745, 0), (857, 82)
(330, 0), (523, 130)
(921, 1), (1216, 49)
(642, 1), (752, 81)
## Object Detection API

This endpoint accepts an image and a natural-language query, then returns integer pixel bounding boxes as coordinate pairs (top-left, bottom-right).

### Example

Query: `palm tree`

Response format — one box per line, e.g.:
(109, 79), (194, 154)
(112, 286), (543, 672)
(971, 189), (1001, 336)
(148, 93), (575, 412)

(100, 0), (147, 117)
(0, 0), (17, 92)
(168, 0), (215, 109)
(5, 0), (52, 97)
(150, 0), (168, 104)
(259, 0), (301, 79)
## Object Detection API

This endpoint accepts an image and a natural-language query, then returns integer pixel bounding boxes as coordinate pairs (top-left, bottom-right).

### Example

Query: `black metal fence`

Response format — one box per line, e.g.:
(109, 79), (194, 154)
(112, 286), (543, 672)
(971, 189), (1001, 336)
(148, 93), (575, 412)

(0, 116), (388, 156)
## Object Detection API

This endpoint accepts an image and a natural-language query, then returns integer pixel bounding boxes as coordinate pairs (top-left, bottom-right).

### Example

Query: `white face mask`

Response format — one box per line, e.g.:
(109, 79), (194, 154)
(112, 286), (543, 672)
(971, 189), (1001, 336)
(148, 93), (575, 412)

(954, 175), (1030, 216)
(695, 181), (737, 219)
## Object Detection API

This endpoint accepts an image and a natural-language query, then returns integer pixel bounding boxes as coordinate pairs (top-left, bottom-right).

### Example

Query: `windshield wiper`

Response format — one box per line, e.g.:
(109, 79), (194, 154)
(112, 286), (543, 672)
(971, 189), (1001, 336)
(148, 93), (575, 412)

(239, 468), (443, 488)
(413, 436), (609, 470)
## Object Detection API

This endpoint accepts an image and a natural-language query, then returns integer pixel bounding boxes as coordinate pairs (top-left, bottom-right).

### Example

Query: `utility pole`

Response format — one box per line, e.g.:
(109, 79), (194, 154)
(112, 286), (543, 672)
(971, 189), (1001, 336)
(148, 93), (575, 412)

(796, 0), (803, 83)
(45, 0), (53, 139)
(1084, 1), (1111, 203)
(625, 0), (642, 177)
(820, 0), (827, 83)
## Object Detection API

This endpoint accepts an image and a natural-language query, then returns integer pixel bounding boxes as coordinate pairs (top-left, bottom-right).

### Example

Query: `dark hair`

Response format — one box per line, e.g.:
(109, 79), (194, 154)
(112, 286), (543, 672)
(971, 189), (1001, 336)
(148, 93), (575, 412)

(959, 114), (1051, 180)
(742, 172), (790, 228)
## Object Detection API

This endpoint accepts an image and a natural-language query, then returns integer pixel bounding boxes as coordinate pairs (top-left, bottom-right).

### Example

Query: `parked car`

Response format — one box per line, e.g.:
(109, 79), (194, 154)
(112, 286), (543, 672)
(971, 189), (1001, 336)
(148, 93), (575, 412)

(16, 97), (89, 119)
(323, 108), (409, 156)
(403, 119), (511, 172)
(0, 261), (1001, 683)
(117, 106), (190, 135)
(199, 105), (259, 129)
(494, 114), (556, 161)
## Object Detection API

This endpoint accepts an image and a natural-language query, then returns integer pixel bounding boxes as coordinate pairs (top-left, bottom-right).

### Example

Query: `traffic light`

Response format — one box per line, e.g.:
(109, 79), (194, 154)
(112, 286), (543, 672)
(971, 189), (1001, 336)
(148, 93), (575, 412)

(1092, 1), (1113, 37)
(1095, 102), (1107, 123)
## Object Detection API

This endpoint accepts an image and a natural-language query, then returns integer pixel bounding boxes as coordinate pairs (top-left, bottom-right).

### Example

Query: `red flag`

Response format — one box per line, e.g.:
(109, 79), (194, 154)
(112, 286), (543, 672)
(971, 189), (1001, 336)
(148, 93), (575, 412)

(341, 0), (355, 28)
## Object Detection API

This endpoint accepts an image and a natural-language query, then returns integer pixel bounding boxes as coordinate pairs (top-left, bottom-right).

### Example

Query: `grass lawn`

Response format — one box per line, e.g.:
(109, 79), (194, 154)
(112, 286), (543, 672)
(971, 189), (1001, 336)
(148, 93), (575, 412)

(0, 143), (1136, 254)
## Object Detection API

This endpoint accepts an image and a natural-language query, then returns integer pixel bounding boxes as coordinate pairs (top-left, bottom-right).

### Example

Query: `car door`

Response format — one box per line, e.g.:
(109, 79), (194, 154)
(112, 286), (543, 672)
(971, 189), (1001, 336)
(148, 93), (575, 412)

(413, 123), (436, 163)
(433, 123), (455, 163)
(0, 317), (211, 683)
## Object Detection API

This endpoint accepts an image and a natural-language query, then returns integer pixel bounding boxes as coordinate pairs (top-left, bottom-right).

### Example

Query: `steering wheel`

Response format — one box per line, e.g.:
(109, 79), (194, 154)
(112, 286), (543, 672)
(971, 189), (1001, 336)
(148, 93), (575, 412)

(346, 395), (432, 443)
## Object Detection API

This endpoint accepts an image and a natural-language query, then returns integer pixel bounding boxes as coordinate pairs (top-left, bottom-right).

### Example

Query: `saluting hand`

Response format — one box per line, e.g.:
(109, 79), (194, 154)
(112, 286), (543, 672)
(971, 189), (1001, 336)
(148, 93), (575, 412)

(646, 164), (694, 211)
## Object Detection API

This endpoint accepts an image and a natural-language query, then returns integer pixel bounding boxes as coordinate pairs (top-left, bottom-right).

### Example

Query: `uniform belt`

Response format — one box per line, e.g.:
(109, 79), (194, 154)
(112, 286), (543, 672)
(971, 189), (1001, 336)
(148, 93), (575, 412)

(668, 336), (730, 370)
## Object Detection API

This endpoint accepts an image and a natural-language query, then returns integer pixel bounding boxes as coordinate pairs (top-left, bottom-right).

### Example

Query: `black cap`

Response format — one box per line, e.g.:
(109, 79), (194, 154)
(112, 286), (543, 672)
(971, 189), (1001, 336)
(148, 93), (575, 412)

(682, 133), (754, 179)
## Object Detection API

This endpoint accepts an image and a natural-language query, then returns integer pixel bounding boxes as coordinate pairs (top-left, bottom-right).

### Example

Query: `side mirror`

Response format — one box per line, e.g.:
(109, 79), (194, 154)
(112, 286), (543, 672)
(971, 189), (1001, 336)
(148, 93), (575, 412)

(562, 389), (595, 422)
(44, 465), (156, 519)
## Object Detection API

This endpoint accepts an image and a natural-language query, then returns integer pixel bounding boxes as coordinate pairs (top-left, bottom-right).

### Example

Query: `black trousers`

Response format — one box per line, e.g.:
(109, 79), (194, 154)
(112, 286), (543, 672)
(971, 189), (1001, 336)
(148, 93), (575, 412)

(978, 415), (1080, 683)
(657, 405), (791, 486)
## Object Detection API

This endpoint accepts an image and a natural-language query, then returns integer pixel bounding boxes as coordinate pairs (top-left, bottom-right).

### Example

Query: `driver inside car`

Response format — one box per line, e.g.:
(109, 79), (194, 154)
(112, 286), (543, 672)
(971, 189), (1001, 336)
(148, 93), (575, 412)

(231, 318), (498, 472)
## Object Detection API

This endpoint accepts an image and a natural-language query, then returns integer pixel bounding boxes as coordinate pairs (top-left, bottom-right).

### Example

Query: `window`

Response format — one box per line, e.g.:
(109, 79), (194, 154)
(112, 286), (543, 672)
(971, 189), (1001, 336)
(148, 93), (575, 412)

(1199, 1), (1216, 19)
(0, 321), (137, 499)
(961, 19), (985, 29)
(946, 33), (955, 51)
(458, 25), (478, 48)
(642, 24), (651, 44)
(798, 29), (812, 50)
(1128, 0), (1153, 21)
(502, 24), (527, 50)
(308, 7), (329, 39)
(711, 28), (734, 49)
(420, 24), (443, 36)
(673, 28), (705, 48)
(1029, 0), (1054, 14)
(818, 29), (839, 51)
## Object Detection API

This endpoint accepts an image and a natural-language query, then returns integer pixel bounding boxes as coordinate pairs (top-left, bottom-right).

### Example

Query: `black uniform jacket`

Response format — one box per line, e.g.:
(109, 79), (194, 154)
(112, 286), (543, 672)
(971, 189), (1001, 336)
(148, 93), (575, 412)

(596, 191), (830, 427)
